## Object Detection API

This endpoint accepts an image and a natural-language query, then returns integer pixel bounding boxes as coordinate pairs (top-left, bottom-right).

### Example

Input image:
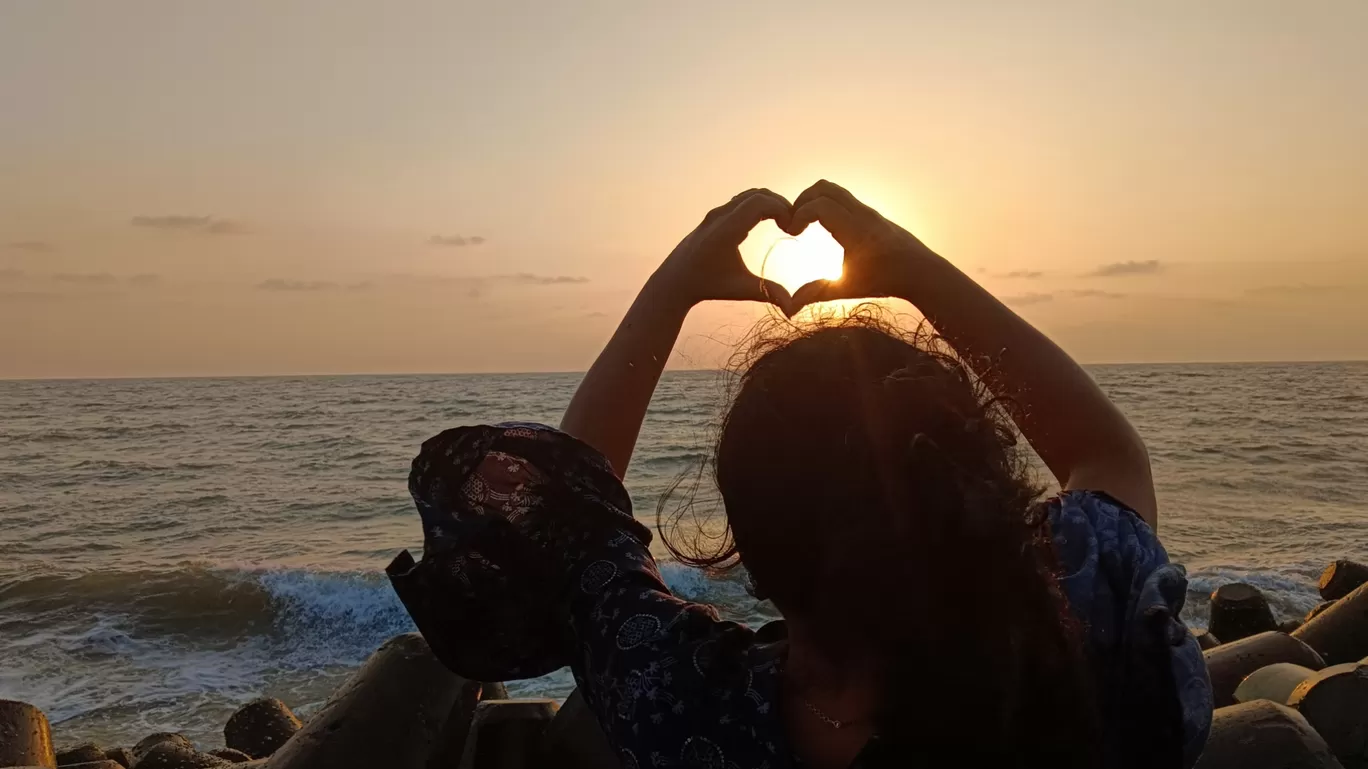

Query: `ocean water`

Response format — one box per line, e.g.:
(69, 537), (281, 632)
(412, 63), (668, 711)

(2, 364), (1367, 748)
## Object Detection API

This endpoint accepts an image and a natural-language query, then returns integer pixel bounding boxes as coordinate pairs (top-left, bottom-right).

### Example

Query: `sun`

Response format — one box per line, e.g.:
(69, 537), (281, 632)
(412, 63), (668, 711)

(739, 222), (844, 295)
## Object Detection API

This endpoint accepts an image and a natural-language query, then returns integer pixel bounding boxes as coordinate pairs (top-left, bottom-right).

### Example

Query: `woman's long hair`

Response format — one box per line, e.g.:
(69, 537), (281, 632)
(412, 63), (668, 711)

(660, 308), (1102, 767)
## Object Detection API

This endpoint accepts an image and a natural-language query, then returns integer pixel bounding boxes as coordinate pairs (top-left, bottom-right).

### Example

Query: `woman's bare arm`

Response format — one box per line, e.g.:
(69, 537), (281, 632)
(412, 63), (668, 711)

(558, 280), (689, 478)
(559, 189), (794, 478)
(788, 180), (1157, 528)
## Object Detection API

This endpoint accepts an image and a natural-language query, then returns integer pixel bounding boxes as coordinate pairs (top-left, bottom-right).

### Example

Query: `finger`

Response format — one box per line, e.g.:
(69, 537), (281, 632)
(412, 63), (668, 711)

(701, 187), (790, 228)
(793, 179), (864, 213)
(716, 191), (791, 244)
(758, 278), (794, 316)
(716, 275), (794, 315)
(700, 188), (763, 226)
(789, 279), (838, 313)
(788, 196), (856, 240)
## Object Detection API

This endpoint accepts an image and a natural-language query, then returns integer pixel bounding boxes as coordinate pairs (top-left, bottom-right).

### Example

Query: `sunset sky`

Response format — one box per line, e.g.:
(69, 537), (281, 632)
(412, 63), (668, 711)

(2, 1), (1365, 378)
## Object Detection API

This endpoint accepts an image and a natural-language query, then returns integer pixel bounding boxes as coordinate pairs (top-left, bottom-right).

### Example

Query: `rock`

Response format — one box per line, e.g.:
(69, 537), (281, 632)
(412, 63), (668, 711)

(57, 762), (124, 769)
(1280, 619), (1304, 634)
(1308, 601), (1336, 623)
(266, 633), (484, 769)
(223, 698), (300, 759)
(131, 742), (229, 769)
(458, 699), (559, 769)
(425, 681), (502, 769)
(1235, 663), (1319, 705)
(1287, 662), (1368, 765)
(1295, 581), (1368, 665)
(1210, 583), (1278, 643)
(1192, 627), (1222, 650)
(1205, 631), (1326, 707)
(1320, 560), (1368, 601)
(56, 744), (106, 766)
(1194, 700), (1344, 768)
(205, 749), (251, 763)
(539, 689), (615, 769)
(131, 734), (193, 764)
(105, 748), (134, 768)
(0, 699), (57, 768)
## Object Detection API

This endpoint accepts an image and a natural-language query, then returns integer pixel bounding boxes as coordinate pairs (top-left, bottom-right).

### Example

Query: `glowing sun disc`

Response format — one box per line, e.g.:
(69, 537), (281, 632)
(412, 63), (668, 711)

(741, 223), (844, 295)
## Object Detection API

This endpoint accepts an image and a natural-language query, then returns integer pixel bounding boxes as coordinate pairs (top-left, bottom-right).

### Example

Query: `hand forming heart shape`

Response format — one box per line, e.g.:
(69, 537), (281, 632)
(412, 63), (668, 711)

(653, 181), (932, 316)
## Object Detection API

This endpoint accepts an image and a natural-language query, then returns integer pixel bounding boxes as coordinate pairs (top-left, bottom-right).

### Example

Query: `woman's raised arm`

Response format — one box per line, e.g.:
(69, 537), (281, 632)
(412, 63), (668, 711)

(559, 188), (794, 478)
(786, 180), (1157, 528)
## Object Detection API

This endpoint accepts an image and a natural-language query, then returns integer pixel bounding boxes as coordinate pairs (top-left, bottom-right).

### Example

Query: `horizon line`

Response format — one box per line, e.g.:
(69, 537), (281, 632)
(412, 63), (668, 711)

(3, 357), (1366, 383)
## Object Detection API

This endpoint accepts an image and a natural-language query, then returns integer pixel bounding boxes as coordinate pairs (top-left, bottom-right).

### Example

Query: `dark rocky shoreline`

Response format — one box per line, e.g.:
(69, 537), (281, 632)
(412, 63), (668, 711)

(7, 559), (1368, 769)
(1, 633), (614, 769)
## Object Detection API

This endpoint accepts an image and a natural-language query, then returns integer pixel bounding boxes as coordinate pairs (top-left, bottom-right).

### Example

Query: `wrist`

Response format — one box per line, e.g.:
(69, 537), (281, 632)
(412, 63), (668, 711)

(889, 246), (948, 305)
(640, 268), (698, 316)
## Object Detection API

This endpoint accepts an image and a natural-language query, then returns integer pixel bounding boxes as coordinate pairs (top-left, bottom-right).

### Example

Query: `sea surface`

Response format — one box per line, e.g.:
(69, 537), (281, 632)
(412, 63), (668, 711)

(2, 364), (1367, 749)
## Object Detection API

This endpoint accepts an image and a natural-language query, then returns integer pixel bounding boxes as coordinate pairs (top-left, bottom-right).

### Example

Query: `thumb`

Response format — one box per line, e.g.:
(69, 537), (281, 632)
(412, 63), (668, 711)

(790, 279), (839, 315)
(757, 278), (795, 316)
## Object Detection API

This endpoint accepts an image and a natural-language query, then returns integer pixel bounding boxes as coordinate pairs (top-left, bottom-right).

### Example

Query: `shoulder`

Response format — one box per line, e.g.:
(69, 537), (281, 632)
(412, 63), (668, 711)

(1044, 490), (1212, 767)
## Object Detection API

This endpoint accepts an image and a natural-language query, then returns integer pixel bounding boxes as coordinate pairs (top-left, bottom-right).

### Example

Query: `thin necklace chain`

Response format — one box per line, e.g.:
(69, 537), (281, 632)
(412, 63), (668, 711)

(804, 698), (855, 729)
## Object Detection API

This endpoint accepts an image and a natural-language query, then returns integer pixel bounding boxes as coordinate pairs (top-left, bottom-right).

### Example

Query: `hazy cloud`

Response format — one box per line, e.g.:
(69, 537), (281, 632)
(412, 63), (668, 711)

(264, 277), (330, 292)
(53, 272), (119, 286)
(6, 240), (54, 253)
(128, 273), (161, 287)
(507, 272), (588, 285)
(428, 234), (486, 247)
(1002, 292), (1054, 306)
(0, 268), (26, 281)
(0, 290), (62, 302)
(131, 215), (245, 234)
(1087, 259), (1162, 277)
(256, 279), (372, 292)
(206, 219), (248, 234)
(1068, 289), (1127, 299)
(389, 272), (590, 287)
(1000, 270), (1044, 279)
(252, 273), (588, 296)
(1246, 284), (1355, 298)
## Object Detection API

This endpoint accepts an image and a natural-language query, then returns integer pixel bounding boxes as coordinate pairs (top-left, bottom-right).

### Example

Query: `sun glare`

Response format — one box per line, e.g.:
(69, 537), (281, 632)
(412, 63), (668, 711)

(740, 223), (845, 295)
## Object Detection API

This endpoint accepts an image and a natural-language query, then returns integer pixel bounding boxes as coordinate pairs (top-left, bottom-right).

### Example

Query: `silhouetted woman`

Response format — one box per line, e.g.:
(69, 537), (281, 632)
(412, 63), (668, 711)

(389, 181), (1213, 768)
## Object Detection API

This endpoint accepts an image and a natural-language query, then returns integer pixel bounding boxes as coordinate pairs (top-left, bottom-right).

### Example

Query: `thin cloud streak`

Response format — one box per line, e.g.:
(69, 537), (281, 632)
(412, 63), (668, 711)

(1068, 289), (1127, 299)
(1087, 259), (1162, 277)
(257, 279), (373, 292)
(131, 215), (245, 234)
(53, 273), (119, 286)
(6, 241), (54, 253)
(428, 234), (487, 247)
(1246, 284), (1358, 298)
(1002, 292), (1054, 306)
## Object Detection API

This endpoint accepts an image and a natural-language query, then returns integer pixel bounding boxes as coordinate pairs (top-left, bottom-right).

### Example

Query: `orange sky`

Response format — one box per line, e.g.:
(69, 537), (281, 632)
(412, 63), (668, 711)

(2, 1), (1366, 378)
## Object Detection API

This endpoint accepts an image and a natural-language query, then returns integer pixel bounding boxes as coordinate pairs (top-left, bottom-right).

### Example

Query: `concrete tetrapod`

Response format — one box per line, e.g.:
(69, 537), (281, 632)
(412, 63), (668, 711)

(1233, 662), (1318, 705)
(1209, 583), (1278, 643)
(265, 633), (482, 769)
(1285, 662), (1368, 766)
(458, 700), (559, 769)
(1295, 581), (1368, 665)
(539, 689), (617, 769)
(0, 700), (56, 769)
(1194, 700), (1344, 769)
(1204, 631), (1326, 708)
(1320, 560), (1368, 601)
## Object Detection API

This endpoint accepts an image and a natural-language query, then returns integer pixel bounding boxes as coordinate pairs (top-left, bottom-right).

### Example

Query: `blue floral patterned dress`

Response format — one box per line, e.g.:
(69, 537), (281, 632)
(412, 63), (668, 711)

(387, 423), (1213, 768)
